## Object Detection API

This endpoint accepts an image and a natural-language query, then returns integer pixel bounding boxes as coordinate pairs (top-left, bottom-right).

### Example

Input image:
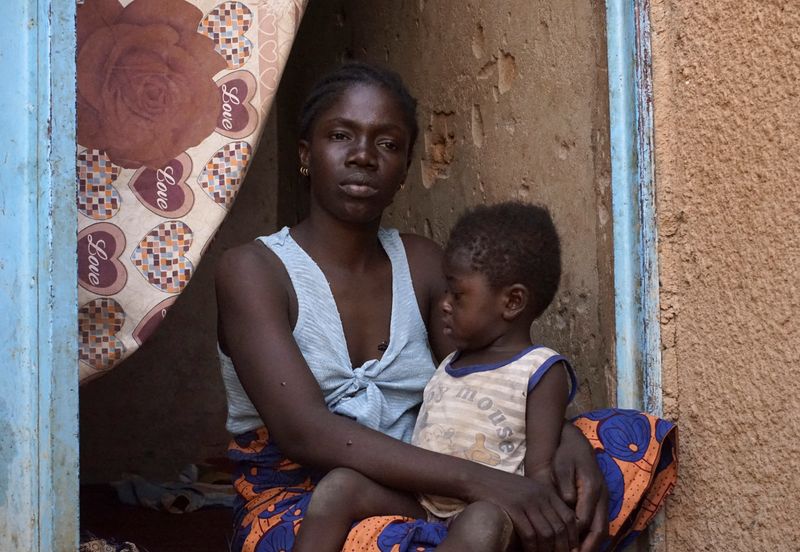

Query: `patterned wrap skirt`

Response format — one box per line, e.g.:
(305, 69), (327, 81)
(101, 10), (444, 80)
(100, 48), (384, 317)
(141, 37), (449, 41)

(228, 408), (677, 552)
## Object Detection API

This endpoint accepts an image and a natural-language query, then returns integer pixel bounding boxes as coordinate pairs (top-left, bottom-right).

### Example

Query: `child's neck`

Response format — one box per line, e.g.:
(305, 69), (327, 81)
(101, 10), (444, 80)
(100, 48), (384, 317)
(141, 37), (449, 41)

(451, 332), (534, 368)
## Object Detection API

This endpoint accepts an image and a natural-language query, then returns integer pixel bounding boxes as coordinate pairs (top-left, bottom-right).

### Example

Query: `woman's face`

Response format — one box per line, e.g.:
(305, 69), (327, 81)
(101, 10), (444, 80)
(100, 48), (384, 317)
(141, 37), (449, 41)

(299, 83), (412, 225)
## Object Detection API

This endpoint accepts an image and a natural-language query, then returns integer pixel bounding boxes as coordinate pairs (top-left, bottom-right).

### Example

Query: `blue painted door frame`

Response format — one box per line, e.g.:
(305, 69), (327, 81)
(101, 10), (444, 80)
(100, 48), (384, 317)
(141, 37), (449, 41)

(606, 0), (662, 416)
(0, 1), (658, 548)
(606, 1), (664, 547)
(0, 1), (79, 550)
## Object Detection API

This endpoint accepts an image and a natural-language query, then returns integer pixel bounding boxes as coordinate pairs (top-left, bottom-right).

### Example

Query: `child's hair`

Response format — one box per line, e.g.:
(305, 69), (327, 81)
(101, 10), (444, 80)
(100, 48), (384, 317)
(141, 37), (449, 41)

(298, 61), (419, 159)
(445, 201), (561, 320)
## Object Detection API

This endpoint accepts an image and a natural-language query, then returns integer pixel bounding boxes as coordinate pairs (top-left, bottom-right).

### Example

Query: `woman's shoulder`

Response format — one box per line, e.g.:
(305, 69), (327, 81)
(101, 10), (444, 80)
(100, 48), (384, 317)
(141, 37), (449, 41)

(215, 240), (292, 299)
(397, 232), (453, 365)
(398, 232), (444, 287)
(215, 240), (297, 352)
(398, 232), (443, 266)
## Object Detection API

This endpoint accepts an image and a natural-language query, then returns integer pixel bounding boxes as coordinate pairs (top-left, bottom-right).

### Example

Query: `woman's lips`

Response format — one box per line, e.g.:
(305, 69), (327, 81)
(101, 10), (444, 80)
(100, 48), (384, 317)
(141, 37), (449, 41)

(339, 182), (378, 198)
(340, 172), (379, 198)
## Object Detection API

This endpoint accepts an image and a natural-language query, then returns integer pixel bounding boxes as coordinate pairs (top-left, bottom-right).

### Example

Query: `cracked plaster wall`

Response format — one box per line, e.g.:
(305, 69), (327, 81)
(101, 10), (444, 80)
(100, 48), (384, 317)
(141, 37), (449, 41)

(651, 1), (800, 549)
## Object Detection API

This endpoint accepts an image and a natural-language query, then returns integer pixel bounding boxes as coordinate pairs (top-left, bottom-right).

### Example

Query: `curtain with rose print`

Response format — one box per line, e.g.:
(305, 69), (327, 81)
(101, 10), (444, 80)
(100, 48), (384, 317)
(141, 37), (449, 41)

(77, 0), (307, 383)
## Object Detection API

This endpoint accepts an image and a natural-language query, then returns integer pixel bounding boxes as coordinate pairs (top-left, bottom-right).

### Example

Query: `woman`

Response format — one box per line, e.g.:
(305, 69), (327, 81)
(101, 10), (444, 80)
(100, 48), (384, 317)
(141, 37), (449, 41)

(216, 62), (675, 552)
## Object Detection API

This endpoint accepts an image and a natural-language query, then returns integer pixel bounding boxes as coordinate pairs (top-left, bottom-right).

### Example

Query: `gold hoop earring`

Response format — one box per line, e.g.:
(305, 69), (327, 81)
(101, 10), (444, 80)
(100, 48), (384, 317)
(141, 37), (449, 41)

(300, 166), (309, 177)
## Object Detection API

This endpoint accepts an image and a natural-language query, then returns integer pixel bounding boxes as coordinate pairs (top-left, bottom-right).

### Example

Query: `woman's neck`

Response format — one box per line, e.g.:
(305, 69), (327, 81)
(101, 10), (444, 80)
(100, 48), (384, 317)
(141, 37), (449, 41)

(291, 210), (385, 272)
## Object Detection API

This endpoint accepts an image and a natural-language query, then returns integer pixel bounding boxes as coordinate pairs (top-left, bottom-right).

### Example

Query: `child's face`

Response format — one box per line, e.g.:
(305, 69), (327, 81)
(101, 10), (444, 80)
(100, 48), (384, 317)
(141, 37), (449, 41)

(440, 250), (507, 352)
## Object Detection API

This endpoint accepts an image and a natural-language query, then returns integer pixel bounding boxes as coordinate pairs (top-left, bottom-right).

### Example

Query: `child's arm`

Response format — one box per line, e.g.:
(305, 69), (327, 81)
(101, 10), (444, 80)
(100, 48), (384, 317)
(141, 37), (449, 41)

(525, 361), (571, 481)
(523, 360), (579, 550)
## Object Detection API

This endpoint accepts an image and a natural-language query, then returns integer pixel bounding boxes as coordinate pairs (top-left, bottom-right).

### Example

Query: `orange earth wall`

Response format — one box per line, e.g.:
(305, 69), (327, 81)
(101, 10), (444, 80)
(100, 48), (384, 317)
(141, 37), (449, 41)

(651, 1), (800, 549)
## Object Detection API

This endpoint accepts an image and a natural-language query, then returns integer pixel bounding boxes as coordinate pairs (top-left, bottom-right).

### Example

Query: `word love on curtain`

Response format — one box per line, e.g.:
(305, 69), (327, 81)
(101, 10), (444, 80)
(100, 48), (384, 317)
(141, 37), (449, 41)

(76, 0), (307, 383)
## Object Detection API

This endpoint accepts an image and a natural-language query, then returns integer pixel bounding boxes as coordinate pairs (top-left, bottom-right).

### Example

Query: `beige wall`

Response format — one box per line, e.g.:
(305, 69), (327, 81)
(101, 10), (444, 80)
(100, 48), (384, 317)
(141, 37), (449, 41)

(651, 1), (800, 548)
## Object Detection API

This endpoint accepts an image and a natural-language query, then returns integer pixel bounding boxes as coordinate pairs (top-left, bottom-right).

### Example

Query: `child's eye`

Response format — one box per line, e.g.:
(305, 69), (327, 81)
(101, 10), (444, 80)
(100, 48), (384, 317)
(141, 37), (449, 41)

(330, 131), (349, 141)
(379, 140), (399, 151)
(444, 284), (463, 302)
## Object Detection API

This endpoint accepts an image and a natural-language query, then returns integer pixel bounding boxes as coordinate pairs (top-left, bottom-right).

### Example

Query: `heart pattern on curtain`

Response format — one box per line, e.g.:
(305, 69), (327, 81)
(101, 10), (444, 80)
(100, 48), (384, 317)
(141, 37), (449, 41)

(76, 0), (307, 383)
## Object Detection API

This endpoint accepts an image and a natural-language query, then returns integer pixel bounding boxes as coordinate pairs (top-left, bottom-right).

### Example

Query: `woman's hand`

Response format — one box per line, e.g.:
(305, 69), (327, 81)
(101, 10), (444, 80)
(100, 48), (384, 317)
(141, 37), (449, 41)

(552, 422), (608, 552)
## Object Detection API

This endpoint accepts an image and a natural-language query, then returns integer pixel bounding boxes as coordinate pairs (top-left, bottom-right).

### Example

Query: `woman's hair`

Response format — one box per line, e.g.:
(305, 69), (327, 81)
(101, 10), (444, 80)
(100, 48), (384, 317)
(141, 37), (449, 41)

(298, 61), (419, 158)
(445, 201), (562, 320)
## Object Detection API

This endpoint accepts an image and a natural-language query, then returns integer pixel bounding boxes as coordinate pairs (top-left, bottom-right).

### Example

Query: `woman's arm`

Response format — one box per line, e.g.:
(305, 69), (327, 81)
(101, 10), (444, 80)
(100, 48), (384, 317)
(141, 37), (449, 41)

(553, 423), (609, 552)
(217, 243), (572, 552)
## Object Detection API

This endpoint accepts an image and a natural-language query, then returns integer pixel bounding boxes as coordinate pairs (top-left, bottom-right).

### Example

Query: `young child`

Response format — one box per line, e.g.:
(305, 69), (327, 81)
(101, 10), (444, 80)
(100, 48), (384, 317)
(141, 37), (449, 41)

(293, 202), (579, 552)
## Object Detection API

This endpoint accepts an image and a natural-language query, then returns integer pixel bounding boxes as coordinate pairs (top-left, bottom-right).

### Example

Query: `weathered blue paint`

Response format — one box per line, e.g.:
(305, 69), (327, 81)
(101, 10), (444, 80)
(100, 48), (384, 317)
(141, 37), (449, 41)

(632, 0), (663, 418)
(0, 0), (78, 550)
(605, 0), (662, 415)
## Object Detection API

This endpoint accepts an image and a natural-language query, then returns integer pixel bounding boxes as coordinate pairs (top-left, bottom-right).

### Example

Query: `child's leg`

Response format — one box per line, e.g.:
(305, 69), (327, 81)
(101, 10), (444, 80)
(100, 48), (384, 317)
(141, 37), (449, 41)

(294, 467), (426, 552)
(435, 501), (514, 552)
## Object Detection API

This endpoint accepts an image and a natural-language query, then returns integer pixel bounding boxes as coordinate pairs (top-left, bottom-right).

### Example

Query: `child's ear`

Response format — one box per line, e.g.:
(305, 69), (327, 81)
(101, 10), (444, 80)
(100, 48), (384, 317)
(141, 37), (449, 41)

(502, 284), (529, 321)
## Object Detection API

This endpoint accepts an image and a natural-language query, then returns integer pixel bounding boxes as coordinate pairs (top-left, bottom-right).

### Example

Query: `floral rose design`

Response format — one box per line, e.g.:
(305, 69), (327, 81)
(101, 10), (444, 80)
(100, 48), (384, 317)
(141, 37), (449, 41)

(77, 0), (227, 169)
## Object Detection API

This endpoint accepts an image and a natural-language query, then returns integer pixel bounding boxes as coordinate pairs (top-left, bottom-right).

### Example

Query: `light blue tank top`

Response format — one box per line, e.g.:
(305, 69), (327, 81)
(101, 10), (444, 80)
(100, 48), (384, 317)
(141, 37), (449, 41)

(219, 226), (437, 443)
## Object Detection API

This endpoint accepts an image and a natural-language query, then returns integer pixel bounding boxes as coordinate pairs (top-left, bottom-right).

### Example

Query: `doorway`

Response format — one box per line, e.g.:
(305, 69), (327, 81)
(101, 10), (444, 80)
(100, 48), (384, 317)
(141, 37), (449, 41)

(76, 1), (641, 550)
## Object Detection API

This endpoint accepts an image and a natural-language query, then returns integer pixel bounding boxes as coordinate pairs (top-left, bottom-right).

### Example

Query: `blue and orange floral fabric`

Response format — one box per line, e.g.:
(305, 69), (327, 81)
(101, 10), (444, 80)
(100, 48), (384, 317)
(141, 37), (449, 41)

(573, 409), (677, 551)
(228, 410), (677, 552)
